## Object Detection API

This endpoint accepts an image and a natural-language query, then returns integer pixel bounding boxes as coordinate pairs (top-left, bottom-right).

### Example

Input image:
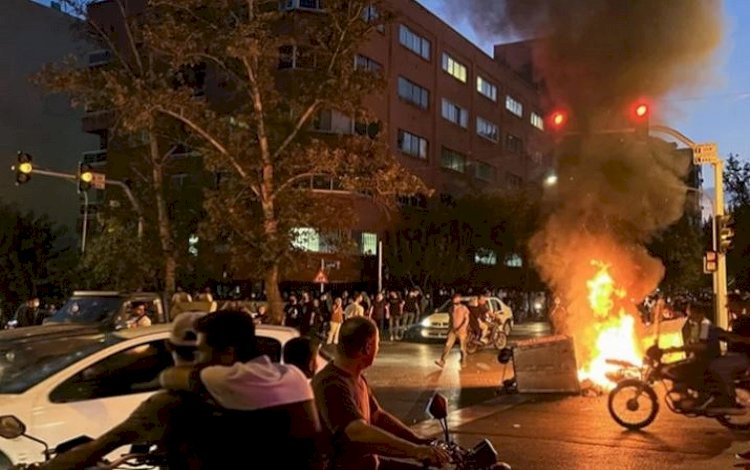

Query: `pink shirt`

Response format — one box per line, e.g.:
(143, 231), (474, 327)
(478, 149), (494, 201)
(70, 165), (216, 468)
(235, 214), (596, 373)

(452, 304), (469, 333)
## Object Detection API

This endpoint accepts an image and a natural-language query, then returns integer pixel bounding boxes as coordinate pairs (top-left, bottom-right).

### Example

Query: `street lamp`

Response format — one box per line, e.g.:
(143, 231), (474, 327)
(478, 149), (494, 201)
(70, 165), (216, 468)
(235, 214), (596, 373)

(544, 173), (559, 187)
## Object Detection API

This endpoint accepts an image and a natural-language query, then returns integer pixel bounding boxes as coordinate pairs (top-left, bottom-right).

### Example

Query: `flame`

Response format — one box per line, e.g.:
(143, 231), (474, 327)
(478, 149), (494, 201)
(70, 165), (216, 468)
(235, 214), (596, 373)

(577, 261), (643, 389)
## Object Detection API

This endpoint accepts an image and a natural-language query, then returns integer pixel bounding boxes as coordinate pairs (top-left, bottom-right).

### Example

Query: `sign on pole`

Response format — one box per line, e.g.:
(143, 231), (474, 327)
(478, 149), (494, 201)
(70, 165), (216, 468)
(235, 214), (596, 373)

(91, 172), (106, 190)
(693, 143), (718, 165)
(313, 269), (329, 284)
(704, 251), (718, 274)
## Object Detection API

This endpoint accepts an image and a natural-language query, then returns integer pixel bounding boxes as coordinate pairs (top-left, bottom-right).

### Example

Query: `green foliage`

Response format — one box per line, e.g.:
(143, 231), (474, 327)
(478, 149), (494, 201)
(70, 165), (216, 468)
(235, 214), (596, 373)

(647, 213), (706, 291)
(0, 204), (77, 311)
(79, 216), (159, 291)
(724, 154), (750, 290)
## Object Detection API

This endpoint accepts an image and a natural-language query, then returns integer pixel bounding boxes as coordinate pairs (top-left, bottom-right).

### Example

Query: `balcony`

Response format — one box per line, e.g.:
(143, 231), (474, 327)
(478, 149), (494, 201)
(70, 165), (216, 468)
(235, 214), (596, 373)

(82, 149), (107, 167)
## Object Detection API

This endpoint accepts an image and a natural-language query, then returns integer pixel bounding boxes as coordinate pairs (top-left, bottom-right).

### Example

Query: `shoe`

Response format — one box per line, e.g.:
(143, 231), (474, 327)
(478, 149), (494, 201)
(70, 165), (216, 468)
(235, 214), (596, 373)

(434, 359), (445, 368)
(700, 397), (746, 416)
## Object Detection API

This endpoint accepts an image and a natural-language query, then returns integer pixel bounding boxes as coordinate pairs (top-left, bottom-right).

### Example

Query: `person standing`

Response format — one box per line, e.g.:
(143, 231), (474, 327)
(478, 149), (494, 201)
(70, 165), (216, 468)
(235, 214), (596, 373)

(284, 295), (303, 330)
(371, 293), (388, 337)
(387, 291), (403, 341)
(435, 293), (469, 368)
(402, 290), (421, 333)
(344, 294), (365, 319)
(327, 297), (345, 345)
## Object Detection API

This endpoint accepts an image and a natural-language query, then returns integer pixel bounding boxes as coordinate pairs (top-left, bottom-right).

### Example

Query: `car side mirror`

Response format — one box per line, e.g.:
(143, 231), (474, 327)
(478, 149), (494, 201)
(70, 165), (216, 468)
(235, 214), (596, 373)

(0, 415), (26, 439)
(426, 392), (448, 420)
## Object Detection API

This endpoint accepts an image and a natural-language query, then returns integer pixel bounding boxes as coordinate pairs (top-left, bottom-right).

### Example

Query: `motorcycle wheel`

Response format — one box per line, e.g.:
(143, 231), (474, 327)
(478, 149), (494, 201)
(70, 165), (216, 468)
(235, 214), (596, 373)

(717, 386), (750, 431)
(466, 341), (479, 355)
(502, 321), (511, 336)
(608, 379), (659, 430)
(493, 332), (508, 349)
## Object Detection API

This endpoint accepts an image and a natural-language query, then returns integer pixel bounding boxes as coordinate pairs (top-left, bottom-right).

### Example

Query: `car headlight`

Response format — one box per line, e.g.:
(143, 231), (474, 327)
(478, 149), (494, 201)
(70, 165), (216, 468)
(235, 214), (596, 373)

(420, 318), (431, 327)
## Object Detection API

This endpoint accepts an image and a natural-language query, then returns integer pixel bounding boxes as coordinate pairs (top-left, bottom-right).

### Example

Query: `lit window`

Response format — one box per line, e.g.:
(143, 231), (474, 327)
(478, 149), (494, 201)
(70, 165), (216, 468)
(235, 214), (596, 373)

(278, 45), (315, 69)
(440, 148), (466, 173)
(505, 95), (523, 117)
(476, 76), (497, 101)
(361, 232), (378, 255)
(441, 98), (468, 128)
(188, 234), (199, 257)
(476, 117), (499, 142)
(441, 53), (467, 83)
(475, 248), (497, 266)
(397, 77), (429, 109)
(281, 0), (323, 10)
(291, 228), (320, 252)
(397, 129), (428, 159)
(399, 25), (431, 60)
(505, 253), (523, 268)
(475, 161), (494, 181)
(312, 109), (353, 134)
(531, 112), (545, 130)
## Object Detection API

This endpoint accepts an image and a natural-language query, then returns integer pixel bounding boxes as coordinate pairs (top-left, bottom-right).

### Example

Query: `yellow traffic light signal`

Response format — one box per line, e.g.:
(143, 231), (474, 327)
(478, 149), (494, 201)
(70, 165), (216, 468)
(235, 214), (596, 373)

(78, 162), (93, 192)
(13, 152), (33, 185)
(80, 171), (93, 183)
(717, 214), (735, 253)
(18, 162), (32, 174)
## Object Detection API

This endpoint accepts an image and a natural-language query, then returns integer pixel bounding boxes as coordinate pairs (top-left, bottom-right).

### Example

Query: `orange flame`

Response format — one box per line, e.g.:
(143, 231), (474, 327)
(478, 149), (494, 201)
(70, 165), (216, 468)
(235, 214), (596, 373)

(577, 260), (643, 388)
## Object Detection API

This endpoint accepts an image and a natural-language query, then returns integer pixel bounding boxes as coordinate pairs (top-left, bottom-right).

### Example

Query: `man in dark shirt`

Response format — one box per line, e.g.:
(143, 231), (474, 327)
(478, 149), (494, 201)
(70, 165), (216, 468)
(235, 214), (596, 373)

(284, 295), (304, 329)
(313, 317), (450, 469)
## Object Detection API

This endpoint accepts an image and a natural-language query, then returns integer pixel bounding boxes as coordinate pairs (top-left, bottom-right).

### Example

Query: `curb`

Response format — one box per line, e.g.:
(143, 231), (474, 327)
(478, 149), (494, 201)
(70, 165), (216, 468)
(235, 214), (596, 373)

(410, 393), (530, 437)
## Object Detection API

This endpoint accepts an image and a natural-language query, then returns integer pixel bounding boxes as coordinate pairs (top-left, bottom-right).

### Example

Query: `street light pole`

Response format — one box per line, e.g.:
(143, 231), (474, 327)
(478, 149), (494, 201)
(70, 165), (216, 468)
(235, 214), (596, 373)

(81, 190), (89, 254)
(650, 125), (727, 329)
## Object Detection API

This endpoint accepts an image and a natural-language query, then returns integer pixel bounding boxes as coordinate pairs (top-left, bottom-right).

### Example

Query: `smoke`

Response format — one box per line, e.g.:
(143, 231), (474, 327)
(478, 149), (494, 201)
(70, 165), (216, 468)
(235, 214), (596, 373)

(450, 1), (724, 357)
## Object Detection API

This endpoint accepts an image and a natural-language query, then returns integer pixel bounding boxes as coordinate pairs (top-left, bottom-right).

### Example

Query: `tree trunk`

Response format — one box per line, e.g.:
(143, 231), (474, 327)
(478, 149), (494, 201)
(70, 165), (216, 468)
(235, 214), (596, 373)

(265, 263), (284, 325)
(148, 126), (177, 297)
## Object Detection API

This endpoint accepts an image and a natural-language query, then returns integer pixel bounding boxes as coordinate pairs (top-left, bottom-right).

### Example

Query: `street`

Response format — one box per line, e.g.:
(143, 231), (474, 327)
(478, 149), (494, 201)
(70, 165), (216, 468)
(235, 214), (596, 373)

(365, 322), (749, 469)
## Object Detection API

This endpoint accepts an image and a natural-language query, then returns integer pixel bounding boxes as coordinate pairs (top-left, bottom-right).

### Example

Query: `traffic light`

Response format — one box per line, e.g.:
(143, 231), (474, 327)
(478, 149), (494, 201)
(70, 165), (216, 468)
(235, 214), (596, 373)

(548, 110), (569, 132)
(630, 100), (650, 137)
(12, 152), (33, 185)
(717, 214), (735, 253)
(78, 162), (93, 193)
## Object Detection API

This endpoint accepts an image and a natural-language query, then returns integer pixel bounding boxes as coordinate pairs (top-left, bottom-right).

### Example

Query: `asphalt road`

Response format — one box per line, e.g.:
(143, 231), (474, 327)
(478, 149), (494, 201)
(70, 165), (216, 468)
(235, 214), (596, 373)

(364, 322), (551, 424)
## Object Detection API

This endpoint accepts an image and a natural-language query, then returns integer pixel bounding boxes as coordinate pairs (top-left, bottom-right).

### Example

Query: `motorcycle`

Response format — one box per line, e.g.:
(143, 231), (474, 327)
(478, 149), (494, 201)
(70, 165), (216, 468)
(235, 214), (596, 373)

(606, 345), (750, 431)
(466, 317), (508, 355)
(424, 393), (511, 469)
(0, 415), (164, 469)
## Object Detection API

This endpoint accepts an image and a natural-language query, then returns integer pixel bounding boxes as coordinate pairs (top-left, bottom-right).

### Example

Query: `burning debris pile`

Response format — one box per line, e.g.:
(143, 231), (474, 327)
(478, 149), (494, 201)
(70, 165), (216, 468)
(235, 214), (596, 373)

(453, 0), (724, 389)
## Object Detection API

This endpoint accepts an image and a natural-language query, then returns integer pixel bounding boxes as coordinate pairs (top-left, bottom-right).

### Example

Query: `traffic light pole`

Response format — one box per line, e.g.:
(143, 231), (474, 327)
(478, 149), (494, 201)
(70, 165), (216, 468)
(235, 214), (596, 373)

(16, 167), (144, 241)
(650, 125), (728, 329)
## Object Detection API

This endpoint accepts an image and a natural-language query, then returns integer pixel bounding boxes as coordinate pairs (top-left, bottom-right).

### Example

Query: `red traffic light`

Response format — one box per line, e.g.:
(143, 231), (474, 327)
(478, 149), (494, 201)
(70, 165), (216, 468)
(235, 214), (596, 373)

(549, 110), (568, 129)
(632, 102), (650, 120)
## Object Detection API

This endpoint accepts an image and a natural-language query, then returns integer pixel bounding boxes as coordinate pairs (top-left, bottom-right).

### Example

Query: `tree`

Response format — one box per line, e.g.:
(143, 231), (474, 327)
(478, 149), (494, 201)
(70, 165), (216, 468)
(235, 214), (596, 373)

(78, 216), (160, 291)
(36, 0), (194, 297)
(724, 153), (750, 290)
(647, 213), (705, 292)
(142, 1), (424, 322)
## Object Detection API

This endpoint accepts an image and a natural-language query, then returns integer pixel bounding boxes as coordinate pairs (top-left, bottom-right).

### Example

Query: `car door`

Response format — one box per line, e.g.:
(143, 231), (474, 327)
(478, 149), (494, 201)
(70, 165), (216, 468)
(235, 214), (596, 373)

(30, 337), (173, 450)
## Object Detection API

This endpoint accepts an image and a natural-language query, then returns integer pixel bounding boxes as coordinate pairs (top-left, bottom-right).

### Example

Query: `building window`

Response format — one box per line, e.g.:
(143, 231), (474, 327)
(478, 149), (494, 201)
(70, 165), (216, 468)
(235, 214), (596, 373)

(506, 172), (523, 188)
(475, 248), (498, 266)
(278, 45), (315, 69)
(505, 95), (523, 117)
(291, 227), (321, 252)
(399, 25), (430, 60)
(170, 173), (191, 188)
(475, 161), (494, 181)
(397, 129), (428, 160)
(531, 112), (545, 130)
(441, 98), (468, 128)
(355, 54), (382, 74)
(476, 76), (497, 101)
(361, 3), (384, 32)
(188, 234), (199, 257)
(397, 77), (429, 109)
(361, 232), (378, 255)
(441, 53), (467, 83)
(476, 117), (499, 142)
(313, 109), (353, 134)
(505, 133), (523, 153)
(440, 148), (466, 173)
(281, 0), (323, 10)
(505, 253), (523, 268)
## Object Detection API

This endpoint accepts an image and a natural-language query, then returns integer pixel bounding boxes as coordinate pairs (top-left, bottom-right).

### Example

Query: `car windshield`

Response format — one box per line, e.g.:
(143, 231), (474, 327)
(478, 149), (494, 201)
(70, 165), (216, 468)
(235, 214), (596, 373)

(0, 335), (123, 394)
(48, 297), (124, 324)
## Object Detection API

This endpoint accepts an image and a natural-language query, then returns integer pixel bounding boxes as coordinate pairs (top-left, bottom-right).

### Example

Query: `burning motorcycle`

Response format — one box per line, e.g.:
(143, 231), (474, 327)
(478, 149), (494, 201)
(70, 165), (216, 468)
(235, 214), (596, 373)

(0, 415), (164, 469)
(606, 345), (750, 431)
(466, 316), (508, 355)
(425, 393), (511, 469)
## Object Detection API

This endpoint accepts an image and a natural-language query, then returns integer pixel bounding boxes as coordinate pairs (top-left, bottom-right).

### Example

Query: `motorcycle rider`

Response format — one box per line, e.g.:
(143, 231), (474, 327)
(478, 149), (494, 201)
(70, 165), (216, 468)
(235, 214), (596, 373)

(159, 310), (323, 469)
(707, 311), (750, 414)
(28, 311), (208, 469)
(313, 316), (450, 469)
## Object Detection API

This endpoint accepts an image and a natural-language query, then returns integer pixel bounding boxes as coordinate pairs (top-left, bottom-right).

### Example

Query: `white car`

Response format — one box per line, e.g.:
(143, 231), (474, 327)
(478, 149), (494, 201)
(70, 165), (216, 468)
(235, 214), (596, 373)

(413, 296), (514, 340)
(0, 322), (328, 468)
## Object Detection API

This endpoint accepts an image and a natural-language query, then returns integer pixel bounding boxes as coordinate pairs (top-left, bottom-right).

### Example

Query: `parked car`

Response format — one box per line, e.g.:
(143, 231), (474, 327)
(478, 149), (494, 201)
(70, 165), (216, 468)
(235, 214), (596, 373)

(410, 296), (513, 341)
(43, 291), (168, 330)
(0, 322), (328, 468)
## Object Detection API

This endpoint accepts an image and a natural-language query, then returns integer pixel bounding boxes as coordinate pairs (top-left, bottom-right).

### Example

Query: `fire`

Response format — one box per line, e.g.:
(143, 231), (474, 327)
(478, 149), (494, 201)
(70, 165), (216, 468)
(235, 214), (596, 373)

(577, 261), (643, 388)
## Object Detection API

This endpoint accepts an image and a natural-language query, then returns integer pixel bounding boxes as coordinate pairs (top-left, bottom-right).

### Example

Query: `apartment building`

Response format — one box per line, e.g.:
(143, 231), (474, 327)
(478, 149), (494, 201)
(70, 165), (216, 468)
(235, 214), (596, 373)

(80, 0), (553, 286)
